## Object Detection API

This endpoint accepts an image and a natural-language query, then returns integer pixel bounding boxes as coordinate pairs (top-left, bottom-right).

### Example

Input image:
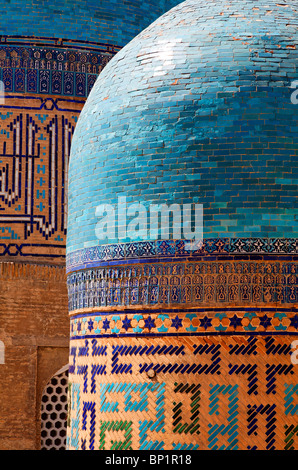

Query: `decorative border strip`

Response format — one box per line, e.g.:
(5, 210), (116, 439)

(0, 39), (118, 97)
(69, 308), (298, 339)
(0, 243), (65, 258)
(67, 259), (298, 311)
(0, 35), (122, 54)
(66, 238), (298, 273)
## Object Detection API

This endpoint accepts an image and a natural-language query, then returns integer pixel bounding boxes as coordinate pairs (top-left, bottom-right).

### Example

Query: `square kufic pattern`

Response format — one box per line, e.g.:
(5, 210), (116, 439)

(0, 94), (84, 258)
(67, 334), (298, 450)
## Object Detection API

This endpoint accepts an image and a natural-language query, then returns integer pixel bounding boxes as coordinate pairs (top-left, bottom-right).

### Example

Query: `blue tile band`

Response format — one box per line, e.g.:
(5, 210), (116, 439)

(66, 238), (298, 272)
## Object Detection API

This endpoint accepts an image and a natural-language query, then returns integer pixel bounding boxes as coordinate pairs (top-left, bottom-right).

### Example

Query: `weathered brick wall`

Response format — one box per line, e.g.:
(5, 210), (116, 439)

(0, 262), (69, 450)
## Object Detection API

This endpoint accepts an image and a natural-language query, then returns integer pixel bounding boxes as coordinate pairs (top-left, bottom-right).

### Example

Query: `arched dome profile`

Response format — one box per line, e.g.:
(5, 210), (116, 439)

(0, 0), (182, 46)
(66, 1), (298, 451)
(67, 0), (298, 256)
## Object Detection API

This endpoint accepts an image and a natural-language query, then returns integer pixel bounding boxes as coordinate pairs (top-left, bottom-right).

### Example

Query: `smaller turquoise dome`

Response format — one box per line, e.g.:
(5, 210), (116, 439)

(67, 0), (298, 257)
(0, 0), (182, 46)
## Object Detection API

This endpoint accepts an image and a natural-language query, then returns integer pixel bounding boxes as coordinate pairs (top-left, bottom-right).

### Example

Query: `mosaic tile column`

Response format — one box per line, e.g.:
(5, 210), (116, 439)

(0, 0), (183, 449)
(67, 239), (298, 450)
(66, 0), (298, 450)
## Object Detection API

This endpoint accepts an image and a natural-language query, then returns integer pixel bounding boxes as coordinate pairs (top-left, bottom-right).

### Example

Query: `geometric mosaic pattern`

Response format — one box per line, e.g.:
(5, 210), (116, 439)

(67, 237), (298, 450)
(0, 94), (83, 259)
(70, 309), (298, 339)
(66, 238), (298, 272)
(67, 257), (298, 310)
(67, 334), (298, 450)
(67, 238), (298, 450)
(0, 38), (117, 98)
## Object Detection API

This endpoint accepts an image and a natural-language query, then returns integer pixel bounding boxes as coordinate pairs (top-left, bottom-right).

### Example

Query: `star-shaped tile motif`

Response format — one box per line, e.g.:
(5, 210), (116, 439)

(102, 318), (110, 331)
(171, 315), (182, 330)
(259, 314), (272, 329)
(200, 316), (212, 330)
(229, 315), (242, 328)
(122, 316), (131, 331)
(290, 314), (298, 329)
(144, 316), (155, 331)
(88, 319), (94, 332)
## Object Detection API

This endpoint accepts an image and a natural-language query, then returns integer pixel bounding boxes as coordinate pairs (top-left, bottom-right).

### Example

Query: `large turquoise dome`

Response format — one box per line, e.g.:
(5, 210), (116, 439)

(67, 0), (298, 261)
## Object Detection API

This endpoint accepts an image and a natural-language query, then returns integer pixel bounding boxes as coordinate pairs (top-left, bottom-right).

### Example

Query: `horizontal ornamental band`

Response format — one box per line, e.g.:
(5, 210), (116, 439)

(66, 238), (298, 273)
(67, 258), (298, 311)
(69, 308), (298, 339)
(0, 40), (117, 97)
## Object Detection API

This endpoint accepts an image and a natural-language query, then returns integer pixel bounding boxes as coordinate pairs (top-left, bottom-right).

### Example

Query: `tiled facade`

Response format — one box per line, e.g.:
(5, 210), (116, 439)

(66, 0), (298, 450)
(0, 37), (116, 261)
(68, 335), (298, 450)
(0, 38), (115, 97)
(0, 0), (184, 262)
(0, 0), (184, 449)
(0, 93), (82, 261)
